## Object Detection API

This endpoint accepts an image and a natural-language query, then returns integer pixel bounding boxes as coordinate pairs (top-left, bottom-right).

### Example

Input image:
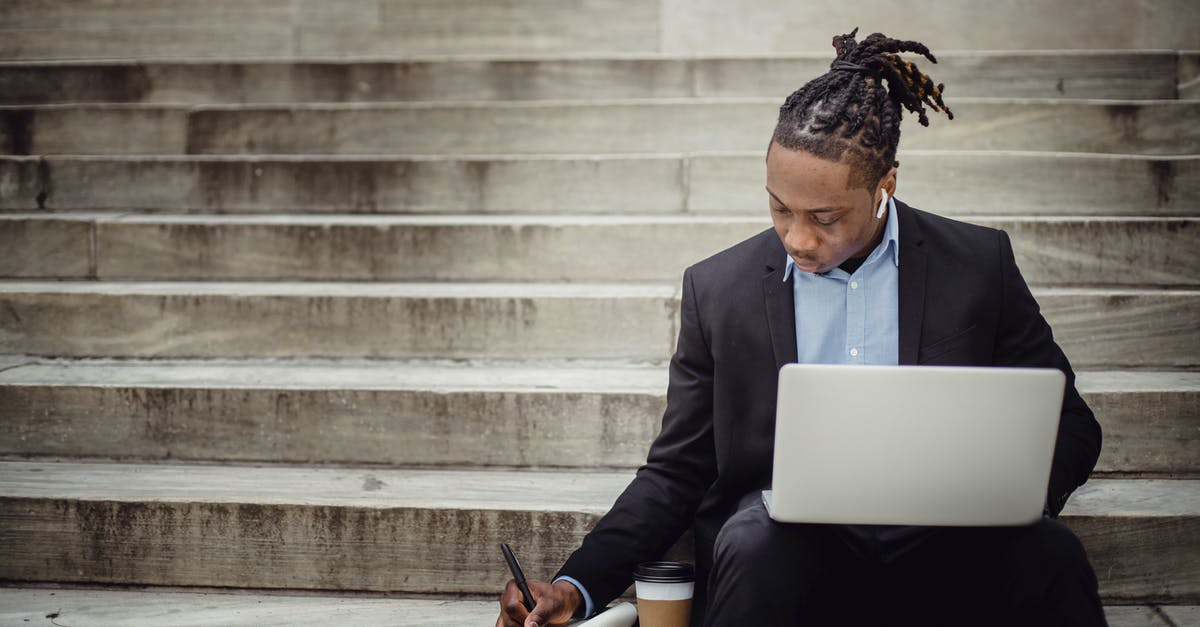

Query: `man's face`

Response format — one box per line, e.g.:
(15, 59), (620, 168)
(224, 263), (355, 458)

(766, 142), (891, 274)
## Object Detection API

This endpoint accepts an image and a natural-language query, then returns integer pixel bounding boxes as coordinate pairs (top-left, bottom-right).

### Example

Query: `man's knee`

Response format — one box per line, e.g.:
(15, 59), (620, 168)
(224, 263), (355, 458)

(1011, 518), (1094, 574)
(712, 501), (775, 567)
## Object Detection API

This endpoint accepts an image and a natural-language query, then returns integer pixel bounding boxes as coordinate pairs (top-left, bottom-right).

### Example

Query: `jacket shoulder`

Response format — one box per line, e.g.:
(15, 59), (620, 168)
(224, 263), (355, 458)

(904, 203), (1007, 264)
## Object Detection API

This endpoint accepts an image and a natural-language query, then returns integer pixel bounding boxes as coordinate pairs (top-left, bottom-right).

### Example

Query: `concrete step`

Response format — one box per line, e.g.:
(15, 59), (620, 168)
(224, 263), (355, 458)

(658, 1), (1200, 55)
(2, 0), (1196, 60)
(4, 99), (1197, 156)
(0, 282), (1196, 368)
(0, 281), (680, 361)
(2, 153), (1197, 217)
(0, 588), (1193, 627)
(0, 461), (1195, 602)
(0, 51), (1184, 105)
(0, 358), (1194, 474)
(0, 588), (502, 625)
(0, 0), (659, 60)
(3, 213), (1198, 288)
(1182, 52), (1200, 100)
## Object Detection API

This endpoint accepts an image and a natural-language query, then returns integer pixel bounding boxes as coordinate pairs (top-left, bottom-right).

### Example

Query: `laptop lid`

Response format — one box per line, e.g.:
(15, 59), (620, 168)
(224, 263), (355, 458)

(765, 364), (1064, 526)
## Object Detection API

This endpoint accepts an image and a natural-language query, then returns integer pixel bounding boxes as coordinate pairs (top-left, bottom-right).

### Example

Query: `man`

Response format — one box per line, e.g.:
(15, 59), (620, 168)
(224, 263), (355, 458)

(498, 29), (1105, 626)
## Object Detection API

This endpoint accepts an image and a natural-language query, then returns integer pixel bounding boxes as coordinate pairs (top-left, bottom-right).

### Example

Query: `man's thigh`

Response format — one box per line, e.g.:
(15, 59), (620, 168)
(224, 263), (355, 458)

(708, 498), (884, 622)
(884, 518), (1097, 624)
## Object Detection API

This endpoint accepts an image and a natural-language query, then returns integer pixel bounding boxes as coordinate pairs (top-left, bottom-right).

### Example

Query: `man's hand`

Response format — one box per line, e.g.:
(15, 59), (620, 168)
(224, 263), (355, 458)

(496, 578), (583, 627)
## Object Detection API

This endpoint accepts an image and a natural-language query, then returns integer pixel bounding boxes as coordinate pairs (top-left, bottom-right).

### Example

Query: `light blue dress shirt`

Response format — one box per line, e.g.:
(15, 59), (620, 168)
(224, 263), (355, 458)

(560, 198), (901, 618)
(783, 196), (900, 366)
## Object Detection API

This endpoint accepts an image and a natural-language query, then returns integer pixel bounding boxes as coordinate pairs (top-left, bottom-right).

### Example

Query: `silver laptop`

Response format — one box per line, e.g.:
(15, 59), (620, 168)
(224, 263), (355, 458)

(762, 364), (1065, 526)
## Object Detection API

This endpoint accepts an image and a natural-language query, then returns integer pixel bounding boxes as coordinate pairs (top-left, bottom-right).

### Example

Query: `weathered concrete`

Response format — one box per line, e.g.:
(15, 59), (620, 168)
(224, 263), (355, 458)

(659, 0), (1200, 53)
(4, 0), (1197, 59)
(0, 284), (1196, 367)
(0, 155), (690, 214)
(0, 52), (1179, 105)
(3, 153), (1195, 217)
(7, 100), (1198, 156)
(0, 0), (659, 59)
(1, 105), (190, 155)
(0, 462), (1194, 600)
(1181, 52), (1200, 100)
(1078, 371), (1200, 475)
(0, 359), (667, 468)
(179, 100), (1200, 156)
(85, 215), (764, 283)
(0, 282), (680, 361)
(0, 26), (296, 61)
(0, 588), (503, 626)
(1032, 289), (1200, 369)
(24, 214), (1185, 287)
(0, 462), (629, 593)
(0, 360), (1194, 473)
(7, 214), (1194, 285)
(1064, 479), (1200, 602)
(0, 588), (1185, 627)
(0, 214), (93, 278)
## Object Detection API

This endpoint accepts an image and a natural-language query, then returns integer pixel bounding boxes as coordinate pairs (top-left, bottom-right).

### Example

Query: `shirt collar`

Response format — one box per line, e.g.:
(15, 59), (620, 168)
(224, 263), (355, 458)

(783, 195), (901, 282)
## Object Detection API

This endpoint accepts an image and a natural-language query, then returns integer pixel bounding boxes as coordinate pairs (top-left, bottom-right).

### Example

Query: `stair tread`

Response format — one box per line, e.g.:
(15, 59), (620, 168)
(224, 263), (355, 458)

(0, 588), (500, 626)
(6, 212), (1198, 225)
(1, 280), (1196, 295)
(0, 280), (678, 297)
(0, 460), (1195, 517)
(0, 587), (1192, 626)
(1, 356), (1196, 393)
(0, 356), (669, 391)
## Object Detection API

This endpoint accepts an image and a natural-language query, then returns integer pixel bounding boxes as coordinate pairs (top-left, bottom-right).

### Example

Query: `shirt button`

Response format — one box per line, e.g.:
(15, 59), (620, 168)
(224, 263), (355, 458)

(850, 281), (859, 289)
(850, 347), (860, 357)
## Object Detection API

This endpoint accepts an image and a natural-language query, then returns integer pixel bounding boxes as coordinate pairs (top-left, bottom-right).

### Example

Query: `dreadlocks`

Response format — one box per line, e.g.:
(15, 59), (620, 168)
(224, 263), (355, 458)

(772, 28), (954, 190)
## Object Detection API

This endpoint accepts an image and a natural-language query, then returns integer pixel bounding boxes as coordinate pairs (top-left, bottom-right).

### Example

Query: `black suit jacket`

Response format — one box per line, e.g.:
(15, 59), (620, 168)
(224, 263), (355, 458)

(557, 199), (1102, 616)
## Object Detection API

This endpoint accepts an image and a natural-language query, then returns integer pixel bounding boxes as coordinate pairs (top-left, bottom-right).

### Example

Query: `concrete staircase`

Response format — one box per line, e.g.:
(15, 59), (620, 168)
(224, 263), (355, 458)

(1, 1), (1198, 624)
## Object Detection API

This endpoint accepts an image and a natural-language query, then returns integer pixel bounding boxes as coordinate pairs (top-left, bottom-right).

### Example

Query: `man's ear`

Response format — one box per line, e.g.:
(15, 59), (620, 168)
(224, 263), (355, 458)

(880, 166), (898, 198)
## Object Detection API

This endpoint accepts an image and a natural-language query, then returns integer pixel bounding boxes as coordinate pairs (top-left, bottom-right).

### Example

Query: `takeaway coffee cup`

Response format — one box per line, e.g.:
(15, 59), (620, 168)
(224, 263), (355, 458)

(633, 561), (694, 627)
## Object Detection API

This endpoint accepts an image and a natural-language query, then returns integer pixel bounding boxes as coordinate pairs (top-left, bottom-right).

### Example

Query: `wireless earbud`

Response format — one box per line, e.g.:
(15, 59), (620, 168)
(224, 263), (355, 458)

(876, 189), (889, 219)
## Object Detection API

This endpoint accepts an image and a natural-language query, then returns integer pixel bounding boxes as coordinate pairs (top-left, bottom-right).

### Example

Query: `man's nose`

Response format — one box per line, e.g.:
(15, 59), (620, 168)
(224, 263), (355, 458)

(787, 223), (820, 255)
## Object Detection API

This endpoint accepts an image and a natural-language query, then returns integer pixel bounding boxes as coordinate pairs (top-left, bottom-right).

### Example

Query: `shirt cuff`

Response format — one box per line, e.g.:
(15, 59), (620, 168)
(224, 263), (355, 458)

(551, 575), (594, 619)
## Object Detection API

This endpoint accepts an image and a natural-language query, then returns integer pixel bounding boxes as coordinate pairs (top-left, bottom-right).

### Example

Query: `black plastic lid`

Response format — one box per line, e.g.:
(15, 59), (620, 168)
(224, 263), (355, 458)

(634, 561), (695, 583)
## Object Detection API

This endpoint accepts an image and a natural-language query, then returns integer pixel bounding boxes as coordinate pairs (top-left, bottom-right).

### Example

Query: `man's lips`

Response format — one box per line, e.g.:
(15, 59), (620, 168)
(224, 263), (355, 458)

(792, 258), (824, 273)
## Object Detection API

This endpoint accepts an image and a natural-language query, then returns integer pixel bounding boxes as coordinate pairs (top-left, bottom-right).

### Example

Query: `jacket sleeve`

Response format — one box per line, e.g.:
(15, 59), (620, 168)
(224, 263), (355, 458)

(993, 230), (1102, 516)
(555, 265), (719, 608)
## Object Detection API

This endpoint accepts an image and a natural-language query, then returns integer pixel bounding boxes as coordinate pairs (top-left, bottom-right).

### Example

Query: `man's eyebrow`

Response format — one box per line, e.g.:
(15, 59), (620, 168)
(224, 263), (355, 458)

(765, 187), (843, 213)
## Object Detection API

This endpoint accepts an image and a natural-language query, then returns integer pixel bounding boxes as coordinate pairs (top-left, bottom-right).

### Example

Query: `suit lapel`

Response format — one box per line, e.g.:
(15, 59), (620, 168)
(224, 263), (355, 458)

(897, 200), (927, 365)
(762, 245), (798, 371)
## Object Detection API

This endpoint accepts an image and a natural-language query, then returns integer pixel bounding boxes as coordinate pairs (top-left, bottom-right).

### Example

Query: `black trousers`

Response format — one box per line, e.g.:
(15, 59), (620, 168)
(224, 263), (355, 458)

(703, 498), (1107, 627)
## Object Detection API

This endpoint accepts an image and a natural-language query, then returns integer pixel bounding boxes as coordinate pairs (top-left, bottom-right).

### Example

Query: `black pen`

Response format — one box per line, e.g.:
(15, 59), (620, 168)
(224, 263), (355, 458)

(501, 542), (537, 612)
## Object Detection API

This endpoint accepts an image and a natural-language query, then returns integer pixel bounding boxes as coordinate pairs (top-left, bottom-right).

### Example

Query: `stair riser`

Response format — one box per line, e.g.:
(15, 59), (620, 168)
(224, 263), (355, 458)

(0, 496), (1192, 602)
(3, 0), (1196, 59)
(0, 384), (1193, 473)
(1066, 515), (1200, 603)
(0, 0), (658, 59)
(0, 290), (1195, 367)
(6, 101), (1197, 156)
(661, 0), (1200, 55)
(0, 289), (679, 361)
(4, 154), (1195, 216)
(5, 217), (1196, 287)
(0, 54), (1179, 105)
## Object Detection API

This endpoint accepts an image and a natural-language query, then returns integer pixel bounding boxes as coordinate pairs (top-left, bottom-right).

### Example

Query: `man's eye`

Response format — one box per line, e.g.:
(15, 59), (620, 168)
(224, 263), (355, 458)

(813, 215), (838, 226)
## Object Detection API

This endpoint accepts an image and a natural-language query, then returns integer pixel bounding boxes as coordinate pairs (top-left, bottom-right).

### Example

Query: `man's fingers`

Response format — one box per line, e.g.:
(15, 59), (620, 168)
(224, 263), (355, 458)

(498, 579), (529, 627)
(525, 591), (562, 627)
